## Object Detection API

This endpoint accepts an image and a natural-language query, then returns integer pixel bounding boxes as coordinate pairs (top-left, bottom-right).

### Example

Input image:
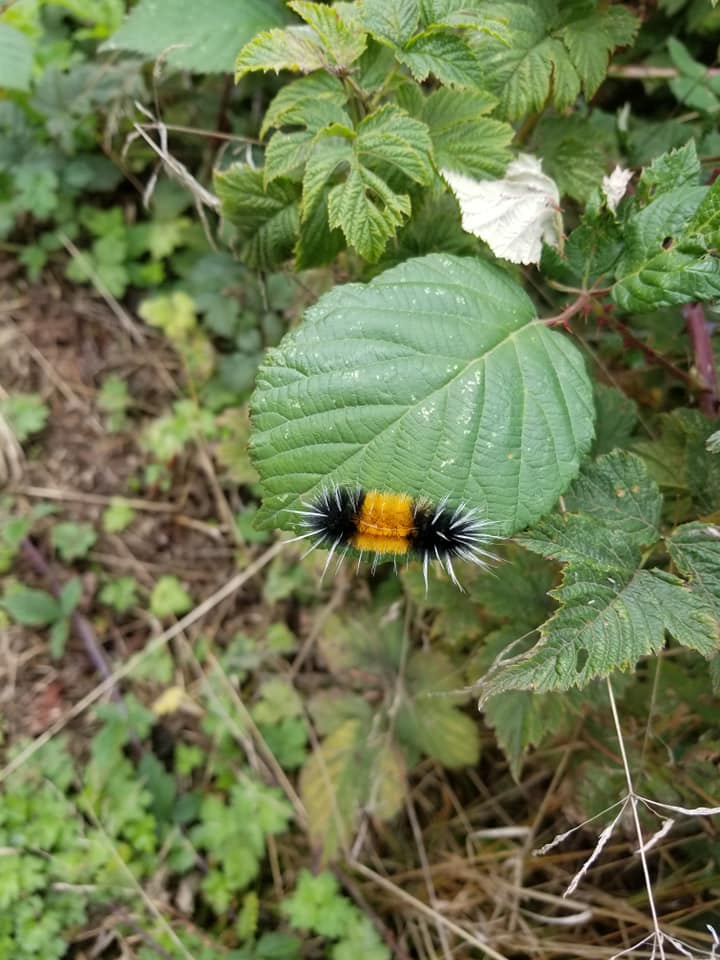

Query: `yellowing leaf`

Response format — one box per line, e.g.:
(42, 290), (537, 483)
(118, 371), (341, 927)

(300, 717), (405, 859)
(236, 26), (327, 78)
(152, 686), (186, 717)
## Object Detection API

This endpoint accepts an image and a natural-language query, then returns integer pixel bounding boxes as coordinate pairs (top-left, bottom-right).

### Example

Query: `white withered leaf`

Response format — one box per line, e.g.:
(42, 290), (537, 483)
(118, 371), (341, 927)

(443, 154), (562, 266)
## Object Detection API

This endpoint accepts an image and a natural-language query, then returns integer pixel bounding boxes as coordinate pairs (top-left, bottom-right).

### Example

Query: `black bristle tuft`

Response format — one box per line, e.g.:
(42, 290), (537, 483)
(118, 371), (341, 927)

(300, 485), (363, 546)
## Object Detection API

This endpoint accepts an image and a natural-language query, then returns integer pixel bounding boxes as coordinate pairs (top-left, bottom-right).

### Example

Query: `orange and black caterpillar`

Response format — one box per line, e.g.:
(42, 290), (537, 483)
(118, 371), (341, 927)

(290, 485), (497, 590)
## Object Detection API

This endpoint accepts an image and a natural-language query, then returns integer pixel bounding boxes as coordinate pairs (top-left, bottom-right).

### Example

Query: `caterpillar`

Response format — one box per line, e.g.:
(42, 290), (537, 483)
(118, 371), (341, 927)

(289, 485), (497, 591)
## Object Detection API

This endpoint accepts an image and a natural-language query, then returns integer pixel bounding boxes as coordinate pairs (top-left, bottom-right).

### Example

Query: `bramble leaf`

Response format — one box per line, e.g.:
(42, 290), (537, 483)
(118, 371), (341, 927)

(668, 522), (720, 616)
(561, 450), (661, 546)
(612, 144), (720, 311)
(236, 27), (327, 78)
(478, 452), (720, 697)
(310, 105), (433, 260)
(396, 30), (485, 88)
(250, 254), (594, 535)
(261, 72), (349, 139)
(0, 23), (33, 92)
(475, 1), (638, 119)
(215, 166), (300, 269)
(473, 3), (579, 119)
(327, 163), (410, 261)
(483, 686), (575, 779)
(534, 115), (608, 204)
(420, 88), (513, 178)
(560, 5), (638, 98)
(358, 0), (419, 45)
(686, 176), (720, 249)
(289, 1), (367, 66)
(668, 37), (720, 115)
(637, 141), (700, 200)
(355, 104), (434, 186)
(480, 564), (719, 696)
(236, 1), (365, 77)
(561, 206), (623, 287)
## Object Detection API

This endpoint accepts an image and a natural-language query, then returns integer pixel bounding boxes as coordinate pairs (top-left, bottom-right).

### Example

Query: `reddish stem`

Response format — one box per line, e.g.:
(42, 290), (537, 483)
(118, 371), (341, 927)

(605, 315), (698, 390)
(683, 302), (719, 418)
(542, 293), (593, 329)
(545, 291), (717, 410)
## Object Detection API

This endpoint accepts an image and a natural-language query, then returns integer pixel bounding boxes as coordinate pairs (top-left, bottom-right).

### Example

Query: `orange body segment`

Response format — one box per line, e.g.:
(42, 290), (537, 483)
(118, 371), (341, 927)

(351, 490), (414, 555)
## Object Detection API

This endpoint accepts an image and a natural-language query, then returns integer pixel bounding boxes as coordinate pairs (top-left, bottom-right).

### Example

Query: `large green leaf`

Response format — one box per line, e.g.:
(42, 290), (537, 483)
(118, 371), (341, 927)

(104, 0), (287, 73)
(250, 254), (595, 533)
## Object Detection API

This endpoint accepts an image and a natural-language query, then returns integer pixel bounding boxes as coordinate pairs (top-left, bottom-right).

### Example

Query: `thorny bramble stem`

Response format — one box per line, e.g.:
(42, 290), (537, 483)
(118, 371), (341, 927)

(683, 302), (719, 418)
